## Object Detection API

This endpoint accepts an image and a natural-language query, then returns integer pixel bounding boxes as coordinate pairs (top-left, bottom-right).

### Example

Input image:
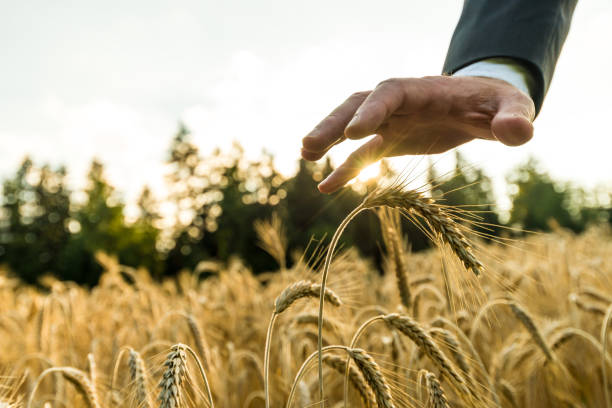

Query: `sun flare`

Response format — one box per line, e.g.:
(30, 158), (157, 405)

(356, 162), (381, 182)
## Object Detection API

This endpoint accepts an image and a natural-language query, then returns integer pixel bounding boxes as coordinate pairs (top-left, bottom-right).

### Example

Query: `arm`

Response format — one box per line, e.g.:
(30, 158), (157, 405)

(444, 0), (577, 115)
(301, 2), (577, 193)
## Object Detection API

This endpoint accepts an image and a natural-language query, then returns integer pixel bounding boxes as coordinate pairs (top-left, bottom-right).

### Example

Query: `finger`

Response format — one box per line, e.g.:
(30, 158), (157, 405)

(301, 91), (370, 158)
(491, 93), (536, 147)
(301, 136), (346, 161)
(318, 135), (386, 194)
(344, 78), (406, 140)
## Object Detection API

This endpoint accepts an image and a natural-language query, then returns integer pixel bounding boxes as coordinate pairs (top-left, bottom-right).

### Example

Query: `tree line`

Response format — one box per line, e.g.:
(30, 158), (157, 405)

(1, 125), (610, 285)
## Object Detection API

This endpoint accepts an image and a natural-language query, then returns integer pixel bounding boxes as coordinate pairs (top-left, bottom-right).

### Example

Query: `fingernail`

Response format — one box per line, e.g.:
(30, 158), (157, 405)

(347, 114), (359, 128)
(302, 132), (318, 149)
(317, 178), (332, 193)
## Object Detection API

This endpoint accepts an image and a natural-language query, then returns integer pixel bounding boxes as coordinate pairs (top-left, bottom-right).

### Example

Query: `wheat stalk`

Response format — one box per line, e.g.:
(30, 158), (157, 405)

(157, 343), (214, 408)
(286, 346), (393, 408)
(348, 348), (395, 408)
(343, 315), (385, 406)
(471, 299), (555, 362)
(508, 302), (555, 362)
(363, 186), (483, 276)
(129, 348), (152, 408)
(158, 344), (187, 408)
(322, 354), (376, 408)
(412, 284), (446, 319)
(382, 313), (472, 397)
(183, 313), (211, 369)
(424, 371), (451, 408)
(498, 379), (518, 408)
(378, 208), (411, 309)
(28, 367), (100, 408)
(294, 313), (343, 341)
(266, 280), (341, 408)
(602, 304), (612, 408)
(317, 183), (483, 400)
(571, 294), (606, 315)
(580, 286), (612, 304)
(275, 280), (341, 314)
(87, 353), (98, 404)
(254, 212), (287, 270)
(429, 327), (471, 378)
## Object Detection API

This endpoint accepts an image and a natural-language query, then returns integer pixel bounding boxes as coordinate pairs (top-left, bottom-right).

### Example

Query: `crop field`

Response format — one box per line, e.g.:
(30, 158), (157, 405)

(1, 187), (612, 408)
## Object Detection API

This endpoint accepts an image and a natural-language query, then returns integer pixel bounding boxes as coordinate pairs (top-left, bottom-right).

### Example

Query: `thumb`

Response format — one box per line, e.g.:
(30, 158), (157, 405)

(491, 95), (535, 147)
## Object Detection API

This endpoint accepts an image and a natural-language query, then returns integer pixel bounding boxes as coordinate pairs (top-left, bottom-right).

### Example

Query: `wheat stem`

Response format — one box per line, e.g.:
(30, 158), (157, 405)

(318, 203), (365, 402)
(601, 303), (612, 408)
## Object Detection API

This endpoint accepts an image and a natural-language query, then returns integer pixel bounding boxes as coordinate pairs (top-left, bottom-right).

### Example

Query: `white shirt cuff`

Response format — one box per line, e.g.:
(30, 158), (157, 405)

(453, 57), (535, 98)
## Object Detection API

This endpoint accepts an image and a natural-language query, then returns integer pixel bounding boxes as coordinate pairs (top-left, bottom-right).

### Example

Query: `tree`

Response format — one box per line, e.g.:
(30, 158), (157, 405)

(507, 158), (579, 231)
(429, 151), (500, 235)
(60, 160), (163, 284)
(122, 186), (164, 278)
(164, 124), (289, 274)
(0, 158), (71, 283)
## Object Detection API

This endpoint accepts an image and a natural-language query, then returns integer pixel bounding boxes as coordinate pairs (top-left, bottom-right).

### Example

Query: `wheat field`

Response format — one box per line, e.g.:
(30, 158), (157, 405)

(1, 188), (612, 407)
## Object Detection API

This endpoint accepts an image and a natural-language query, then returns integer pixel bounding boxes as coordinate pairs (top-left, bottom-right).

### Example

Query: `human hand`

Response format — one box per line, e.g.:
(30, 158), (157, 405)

(301, 75), (535, 193)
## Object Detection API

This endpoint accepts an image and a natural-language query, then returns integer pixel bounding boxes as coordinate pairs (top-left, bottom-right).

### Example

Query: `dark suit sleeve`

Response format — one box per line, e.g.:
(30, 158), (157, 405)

(443, 0), (577, 115)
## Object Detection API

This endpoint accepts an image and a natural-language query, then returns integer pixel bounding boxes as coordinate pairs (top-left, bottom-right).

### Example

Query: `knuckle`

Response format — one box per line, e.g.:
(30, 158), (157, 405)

(377, 78), (400, 88)
(350, 91), (370, 100)
(322, 113), (341, 128)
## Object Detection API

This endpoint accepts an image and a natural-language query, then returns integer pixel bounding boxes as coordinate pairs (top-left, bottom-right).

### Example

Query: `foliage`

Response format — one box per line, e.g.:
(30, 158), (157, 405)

(0, 125), (609, 284)
(429, 151), (500, 236)
(0, 158), (70, 283)
(505, 158), (609, 232)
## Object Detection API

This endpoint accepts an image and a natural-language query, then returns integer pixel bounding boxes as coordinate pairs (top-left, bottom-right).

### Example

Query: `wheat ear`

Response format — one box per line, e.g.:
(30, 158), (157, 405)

(572, 294), (606, 315)
(287, 345), (350, 408)
(183, 313), (211, 369)
(424, 371), (451, 408)
(266, 280), (341, 408)
(431, 317), (500, 407)
(382, 313), (472, 397)
(508, 302), (555, 362)
(28, 367), (100, 408)
(275, 280), (341, 314)
(498, 379), (518, 408)
(429, 327), (471, 378)
(158, 343), (214, 408)
(363, 186), (483, 276)
(471, 299), (554, 362)
(343, 315), (385, 407)
(158, 344), (187, 408)
(378, 208), (411, 309)
(580, 286), (612, 304)
(601, 303), (612, 408)
(87, 353), (99, 405)
(322, 354), (376, 408)
(287, 346), (394, 408)
(317, 185), (483, 401)
(348, 348), (396, 408)
(129, 348), (152, 408)
(155, 312), (211, 369)
(254, 212), (287, 270)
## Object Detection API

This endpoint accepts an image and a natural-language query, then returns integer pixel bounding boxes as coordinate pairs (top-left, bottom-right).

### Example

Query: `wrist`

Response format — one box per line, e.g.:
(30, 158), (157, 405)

(453, 58), (535, 100)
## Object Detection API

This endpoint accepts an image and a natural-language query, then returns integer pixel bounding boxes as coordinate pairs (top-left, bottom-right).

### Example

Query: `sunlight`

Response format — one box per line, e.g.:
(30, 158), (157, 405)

(356, 162), (381, 182)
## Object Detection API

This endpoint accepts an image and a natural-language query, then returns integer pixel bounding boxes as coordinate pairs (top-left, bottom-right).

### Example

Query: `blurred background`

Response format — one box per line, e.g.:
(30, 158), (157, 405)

(1, 0), (611, 285)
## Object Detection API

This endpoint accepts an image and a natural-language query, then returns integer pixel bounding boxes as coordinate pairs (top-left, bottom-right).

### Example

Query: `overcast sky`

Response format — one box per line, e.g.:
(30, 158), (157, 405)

(1, 0), (611, 211)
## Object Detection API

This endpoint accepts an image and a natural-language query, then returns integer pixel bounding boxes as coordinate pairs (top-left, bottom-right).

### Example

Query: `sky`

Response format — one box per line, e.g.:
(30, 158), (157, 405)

(1, 0), (611, 213)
